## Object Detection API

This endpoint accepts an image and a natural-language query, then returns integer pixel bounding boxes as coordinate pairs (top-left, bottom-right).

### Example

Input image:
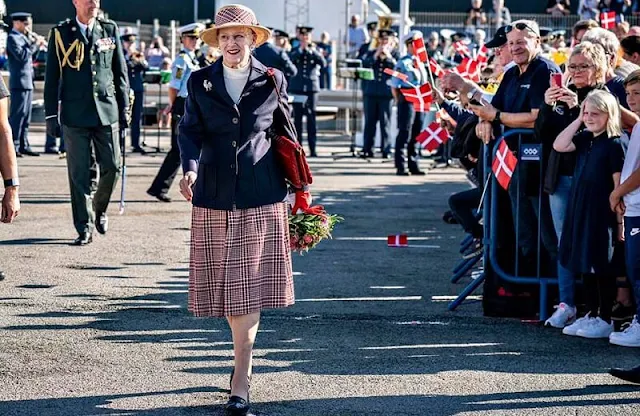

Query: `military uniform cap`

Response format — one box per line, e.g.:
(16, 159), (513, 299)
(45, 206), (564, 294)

(402, 30), (423, 44)
(11, 12), (31, 21)
(296, 25), (313, 34)
(273, 29), (289, 39)
(366, 21), (378, 31)
(179, 22), (205, 37)
(378, 28), (396, 38)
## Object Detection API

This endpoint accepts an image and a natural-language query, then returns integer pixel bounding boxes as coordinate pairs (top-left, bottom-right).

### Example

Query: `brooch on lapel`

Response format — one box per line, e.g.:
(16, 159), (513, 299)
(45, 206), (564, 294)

(203, 79), (212, 92)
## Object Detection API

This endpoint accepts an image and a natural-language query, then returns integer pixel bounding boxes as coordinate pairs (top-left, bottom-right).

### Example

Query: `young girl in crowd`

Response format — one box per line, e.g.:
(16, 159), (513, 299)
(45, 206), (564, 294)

(553, 90), (625, 339)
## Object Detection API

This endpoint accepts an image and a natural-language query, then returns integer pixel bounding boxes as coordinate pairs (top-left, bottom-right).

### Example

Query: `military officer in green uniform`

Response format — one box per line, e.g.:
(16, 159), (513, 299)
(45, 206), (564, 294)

(44, 0), (130, 246)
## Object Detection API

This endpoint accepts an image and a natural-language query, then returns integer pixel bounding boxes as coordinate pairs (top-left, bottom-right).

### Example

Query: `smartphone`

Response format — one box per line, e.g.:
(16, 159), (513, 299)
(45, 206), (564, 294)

(469, 97), (484, 106)
(551, 73), (563, 88)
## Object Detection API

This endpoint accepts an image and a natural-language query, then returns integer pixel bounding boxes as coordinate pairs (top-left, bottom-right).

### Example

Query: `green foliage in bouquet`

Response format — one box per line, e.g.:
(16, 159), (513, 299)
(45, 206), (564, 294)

(289, 212), (343, 254)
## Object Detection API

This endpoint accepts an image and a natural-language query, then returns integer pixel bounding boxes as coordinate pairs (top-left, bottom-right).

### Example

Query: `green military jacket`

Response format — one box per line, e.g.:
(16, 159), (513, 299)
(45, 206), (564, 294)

(44, 17), (129, 128)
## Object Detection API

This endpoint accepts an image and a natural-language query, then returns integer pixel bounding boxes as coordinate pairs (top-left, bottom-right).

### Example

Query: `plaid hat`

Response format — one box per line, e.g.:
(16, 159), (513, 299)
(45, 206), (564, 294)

(200, 4), (271, 48)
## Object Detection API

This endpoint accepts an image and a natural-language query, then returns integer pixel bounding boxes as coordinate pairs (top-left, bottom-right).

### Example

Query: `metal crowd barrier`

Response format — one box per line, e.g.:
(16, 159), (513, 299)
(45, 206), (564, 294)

(449, 129), (559, 321)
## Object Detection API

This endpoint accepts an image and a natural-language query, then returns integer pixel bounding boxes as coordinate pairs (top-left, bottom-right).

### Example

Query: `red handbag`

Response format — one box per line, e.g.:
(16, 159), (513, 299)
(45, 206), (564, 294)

(266, 68), (313, 188)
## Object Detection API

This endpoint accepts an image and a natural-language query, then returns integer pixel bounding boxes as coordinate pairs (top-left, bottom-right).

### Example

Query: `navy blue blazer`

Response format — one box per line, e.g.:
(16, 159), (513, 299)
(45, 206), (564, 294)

(179, 58), (294, 210)
(288, 47), (326, 93)
(6, 29), (37, 90)
(362, 50), (397, 98)
(252, 43), (297, 79)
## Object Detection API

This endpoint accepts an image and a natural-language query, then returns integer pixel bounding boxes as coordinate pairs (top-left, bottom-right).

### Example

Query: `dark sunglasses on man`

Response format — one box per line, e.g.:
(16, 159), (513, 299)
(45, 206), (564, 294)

(505, 22), (539, 37)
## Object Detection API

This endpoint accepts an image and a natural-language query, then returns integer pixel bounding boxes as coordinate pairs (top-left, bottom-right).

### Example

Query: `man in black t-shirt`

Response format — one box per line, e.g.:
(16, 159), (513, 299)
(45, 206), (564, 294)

(470, 19), (560, 272)
(0, 75), (21, 281)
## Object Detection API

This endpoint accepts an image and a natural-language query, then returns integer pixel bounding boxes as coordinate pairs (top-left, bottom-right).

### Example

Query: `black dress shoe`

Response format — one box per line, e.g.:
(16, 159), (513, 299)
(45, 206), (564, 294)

(147, 190), (172, 203)
(95, 212), (108, 235)
(44, 147), (60, 155)
(0, 270), (5, 281)
(72, 233), (93, 246)
(410, 170), (426, 176)
(359, 151), (374, 159)
(224, 396), (250, 416)
(309, 151), (318, 158)
(16, 152), (23, 158)
(381, 153), (390, 159)
(610, 365), (640, 384)
(22, 149), (40, 156)
(396, 170), (410, 176)
(131, 147), (148, 154)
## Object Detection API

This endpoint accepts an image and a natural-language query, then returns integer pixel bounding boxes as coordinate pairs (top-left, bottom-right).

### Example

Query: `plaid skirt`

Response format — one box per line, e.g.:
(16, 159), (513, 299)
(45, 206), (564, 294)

(188, 202), (295, 317)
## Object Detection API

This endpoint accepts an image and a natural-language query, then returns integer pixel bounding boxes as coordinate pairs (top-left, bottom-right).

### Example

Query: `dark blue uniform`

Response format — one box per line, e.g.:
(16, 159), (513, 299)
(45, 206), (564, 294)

(288, 46), (325, 156)
(253, 42), (297, 79)
(125, 51), (148, 151)
(7, 28), (38, 155)
(316, 41), (332, 89)
(361, 49), (397, 157)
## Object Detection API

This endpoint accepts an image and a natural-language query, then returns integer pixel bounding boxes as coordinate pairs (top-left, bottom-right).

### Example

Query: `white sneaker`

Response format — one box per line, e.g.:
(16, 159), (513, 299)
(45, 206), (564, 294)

(577, 317), (614, 339)
(562, 313), (594, 336)
(610, 317), (640, 347)
(545, 303), (577, 328)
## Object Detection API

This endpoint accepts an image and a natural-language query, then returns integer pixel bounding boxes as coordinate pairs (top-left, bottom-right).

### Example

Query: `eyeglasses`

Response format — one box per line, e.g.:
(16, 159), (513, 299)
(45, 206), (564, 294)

(567, 64), (594, 72)
(506, 22), (539, 37)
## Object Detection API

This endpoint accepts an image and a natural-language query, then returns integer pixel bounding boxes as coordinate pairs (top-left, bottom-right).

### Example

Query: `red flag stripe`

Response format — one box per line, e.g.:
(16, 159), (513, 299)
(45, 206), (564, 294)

(383, 68), (409, 82)
(454, 41), (471, 58)
(400, 83), (433, 113)
(429, 57), (445, 77)
(492, 141), (518, 190)
(600, 11), (617, 29)
(417, 121), (450, 151)
(412, 37), (428, 63)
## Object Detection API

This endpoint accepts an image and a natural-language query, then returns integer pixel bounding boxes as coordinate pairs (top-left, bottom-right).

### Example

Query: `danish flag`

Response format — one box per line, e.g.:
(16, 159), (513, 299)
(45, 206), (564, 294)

(388, 234), (409, 247)
(454, 58), (481, 82)
(454, 41), (471, 58)
(400, 83), (433, 112)
(600, 11), (617, 29)
(383, 68), (409, 83)
(412, 37), (428, 63)
(429, 57), (445, 78)
(416, 121), (450, 152)
(476, 45), (489, 65)
(492, 140), (518, 190)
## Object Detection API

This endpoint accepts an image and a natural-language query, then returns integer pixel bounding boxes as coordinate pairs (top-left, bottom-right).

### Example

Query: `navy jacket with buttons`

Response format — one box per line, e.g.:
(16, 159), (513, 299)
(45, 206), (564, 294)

(7, 29), (37, 90)
(252, 42), (297, 79)
(287, 47), (326, 93)
(361, 50), (397, 98)
(179, 58), (293, 210)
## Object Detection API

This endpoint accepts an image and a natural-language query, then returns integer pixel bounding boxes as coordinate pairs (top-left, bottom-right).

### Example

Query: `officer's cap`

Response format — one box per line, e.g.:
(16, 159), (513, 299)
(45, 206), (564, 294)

(366, 21), (378, 31)
(485, 25), (508, 48)
(296, 26), (313, 35)
(378, 29), (396, 38)
(179, 22), (205, 38)
(451, 31), (468, 41)
(273, 29), (289, 39)
(402, 30), (423, 45)
(539, 26), (554, 39)
(11, 12), (31, 22)
(440, 29), (455, 40)
(120, 33), (136, 43)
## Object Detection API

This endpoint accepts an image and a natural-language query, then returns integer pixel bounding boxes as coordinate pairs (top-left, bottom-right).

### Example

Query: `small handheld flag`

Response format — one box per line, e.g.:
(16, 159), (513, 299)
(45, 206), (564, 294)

(416, 121), (450, 152)
(492, 140), (518, 190)
(388, 234), (409, 247)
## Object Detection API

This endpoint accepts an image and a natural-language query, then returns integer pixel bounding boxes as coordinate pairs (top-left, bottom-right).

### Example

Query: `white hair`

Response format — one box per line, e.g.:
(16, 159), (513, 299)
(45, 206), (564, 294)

(581, 27), (620, 58)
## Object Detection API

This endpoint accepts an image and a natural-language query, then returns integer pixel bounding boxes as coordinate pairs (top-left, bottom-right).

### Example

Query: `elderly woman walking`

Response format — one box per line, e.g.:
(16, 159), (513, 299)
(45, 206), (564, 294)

(178, 4), (313, 415)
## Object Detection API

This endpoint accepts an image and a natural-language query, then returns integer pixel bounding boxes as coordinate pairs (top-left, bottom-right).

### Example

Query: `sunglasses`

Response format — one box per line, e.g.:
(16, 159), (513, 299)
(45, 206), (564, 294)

(505, 22), (539, 37)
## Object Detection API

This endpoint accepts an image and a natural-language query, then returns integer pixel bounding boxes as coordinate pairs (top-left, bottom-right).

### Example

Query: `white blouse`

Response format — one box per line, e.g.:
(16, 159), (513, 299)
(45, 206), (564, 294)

(223, 62), (250, 104)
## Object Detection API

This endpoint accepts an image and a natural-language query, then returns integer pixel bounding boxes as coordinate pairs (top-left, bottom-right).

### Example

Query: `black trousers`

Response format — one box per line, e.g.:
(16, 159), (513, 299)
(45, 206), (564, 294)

(293, 92), (317, 154)
(395, 96), (424, 172)
(148, 98), (184, 195)
(9, 89), (33, 152)
(363, 95), (392, 155)
(449, 188), (483, 238)
(130, 90), (144, 150)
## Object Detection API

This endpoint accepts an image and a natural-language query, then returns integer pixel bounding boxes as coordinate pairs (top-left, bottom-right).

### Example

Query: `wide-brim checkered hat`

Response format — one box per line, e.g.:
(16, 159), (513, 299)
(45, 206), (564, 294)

(200, 4), (271, 48)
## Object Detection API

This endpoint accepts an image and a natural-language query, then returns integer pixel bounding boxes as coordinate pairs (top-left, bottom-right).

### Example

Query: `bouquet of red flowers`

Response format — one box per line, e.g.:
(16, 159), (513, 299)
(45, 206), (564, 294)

(289, 210), (342, 254)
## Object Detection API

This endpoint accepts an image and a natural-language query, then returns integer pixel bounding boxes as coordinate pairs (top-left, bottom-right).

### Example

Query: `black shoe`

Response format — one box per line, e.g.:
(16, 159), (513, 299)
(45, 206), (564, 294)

(95, 212), (108, 235)
(381, 152), (390, 159)
(21, 149), (40, 156)
(15, 152), (23, 158)
(359, 151), (374, 159)
(410, 170), (426, 176)
(224, 396), (250, 416)
(609, 365), (640, 384)
(72, 233), (93, 246)
(147, 190), (172, 203)
(309, 151), (318, 158)
(44, 147), (60, 155)
(0, 270), (5, 281)
(132, 147), (148, 154)
(396, 170), (410, 176)
(442, 210), (459, 225)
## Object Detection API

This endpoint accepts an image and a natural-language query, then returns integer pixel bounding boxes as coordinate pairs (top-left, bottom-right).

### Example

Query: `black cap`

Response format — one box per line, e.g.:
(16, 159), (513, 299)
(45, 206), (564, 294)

(378, 29), (396, 38)
(451, 32), (468, 42)
(11, 12), (31, 22)
(366, 21), (378, 31)
(296, 26), (313, 35)
(273, 29), (289, 39)
(539, 26), (554, 38)
(485, 25), (507, 48)
(120, 34), (136, 43)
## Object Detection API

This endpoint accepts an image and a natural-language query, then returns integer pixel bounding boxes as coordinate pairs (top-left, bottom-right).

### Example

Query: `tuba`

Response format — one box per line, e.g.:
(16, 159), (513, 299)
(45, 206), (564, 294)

(369, 15), (394, 50)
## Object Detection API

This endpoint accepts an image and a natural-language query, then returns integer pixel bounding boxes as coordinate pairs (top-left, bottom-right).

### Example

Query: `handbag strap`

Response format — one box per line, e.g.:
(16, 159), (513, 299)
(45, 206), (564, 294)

(266, 68), (298, 140)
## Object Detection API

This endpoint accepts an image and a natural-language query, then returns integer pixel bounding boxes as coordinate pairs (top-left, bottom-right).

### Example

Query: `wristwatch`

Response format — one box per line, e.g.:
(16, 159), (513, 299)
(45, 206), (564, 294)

(494, 111), (502, 124)
(3, 178), (19, 188)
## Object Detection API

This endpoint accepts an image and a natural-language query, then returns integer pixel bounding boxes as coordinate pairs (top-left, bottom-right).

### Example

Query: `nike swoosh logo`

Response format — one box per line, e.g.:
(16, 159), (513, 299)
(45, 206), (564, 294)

(631, 229), (640, 236)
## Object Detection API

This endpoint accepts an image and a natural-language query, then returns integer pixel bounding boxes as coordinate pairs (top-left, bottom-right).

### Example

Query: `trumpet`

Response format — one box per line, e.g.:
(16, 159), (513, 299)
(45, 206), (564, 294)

(369, 15), (394, 51)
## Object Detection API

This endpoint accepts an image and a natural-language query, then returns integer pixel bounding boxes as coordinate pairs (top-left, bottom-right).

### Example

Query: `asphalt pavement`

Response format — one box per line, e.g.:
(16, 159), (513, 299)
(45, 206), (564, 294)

(1, 130), (639, 415)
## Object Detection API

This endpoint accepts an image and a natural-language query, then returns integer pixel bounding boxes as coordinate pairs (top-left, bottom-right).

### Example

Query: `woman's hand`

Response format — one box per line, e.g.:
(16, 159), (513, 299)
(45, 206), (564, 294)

(556, 88), (579, 109)
(179, 171), (197, 202)
(475, 120), (494, 144)
(544, 86), (562, 106)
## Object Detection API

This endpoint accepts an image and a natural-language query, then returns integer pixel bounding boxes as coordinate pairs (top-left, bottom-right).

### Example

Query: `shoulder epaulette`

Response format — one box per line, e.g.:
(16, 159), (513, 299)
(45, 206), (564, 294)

(97, 17), (116, 27)
(56, 18), (72, 28)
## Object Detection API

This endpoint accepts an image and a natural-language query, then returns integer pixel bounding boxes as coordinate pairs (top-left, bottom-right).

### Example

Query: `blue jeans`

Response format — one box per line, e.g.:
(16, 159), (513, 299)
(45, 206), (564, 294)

(549, 175), (573, 242)
(558, 261), (576, 307)
(625, 216), (640, 317)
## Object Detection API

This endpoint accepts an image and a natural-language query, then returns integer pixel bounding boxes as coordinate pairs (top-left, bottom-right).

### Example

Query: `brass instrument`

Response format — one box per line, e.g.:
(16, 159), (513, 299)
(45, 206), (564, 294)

(369, 15), (394, 51)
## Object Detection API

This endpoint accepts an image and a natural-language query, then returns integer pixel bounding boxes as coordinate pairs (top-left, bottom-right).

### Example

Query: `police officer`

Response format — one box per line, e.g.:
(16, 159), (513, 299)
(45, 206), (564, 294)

(122, 33), (148, 153)
(147, 23), (203, 202)
(390, 31), (427, 176)
(44, 0), (130, 245)
(288, 26), (326, 157)
(7, 12), (42, 157)
(361, 28), (398, 159)
(253, 28), (297, 79)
